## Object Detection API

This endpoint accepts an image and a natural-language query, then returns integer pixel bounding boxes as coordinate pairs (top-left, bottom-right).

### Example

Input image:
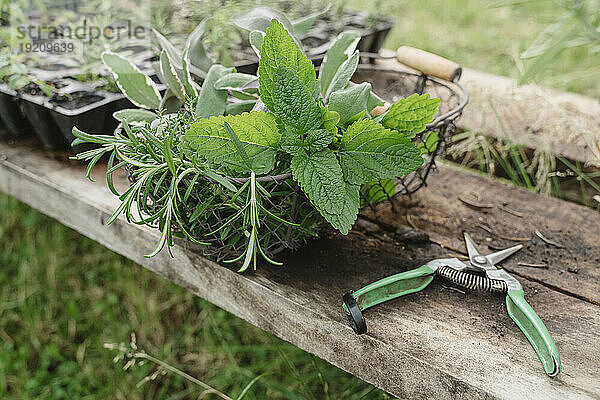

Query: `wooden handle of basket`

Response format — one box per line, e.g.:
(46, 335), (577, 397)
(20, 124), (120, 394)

(396, 46), (462, 82)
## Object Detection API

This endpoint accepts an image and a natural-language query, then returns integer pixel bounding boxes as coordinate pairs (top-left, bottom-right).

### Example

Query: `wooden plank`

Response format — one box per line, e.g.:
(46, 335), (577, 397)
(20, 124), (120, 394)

(361, 162), (600, 306)
(377, 51), (600, 166)
(1, 141), (599, 400)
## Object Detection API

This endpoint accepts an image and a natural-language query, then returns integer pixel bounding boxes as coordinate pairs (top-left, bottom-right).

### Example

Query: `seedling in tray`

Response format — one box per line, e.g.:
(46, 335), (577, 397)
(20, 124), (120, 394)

(73, 19), (440, 271)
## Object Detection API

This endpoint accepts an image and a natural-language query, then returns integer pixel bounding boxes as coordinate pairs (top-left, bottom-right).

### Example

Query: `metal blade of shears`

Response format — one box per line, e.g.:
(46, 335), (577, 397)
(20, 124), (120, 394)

(487, 244), (523, 267)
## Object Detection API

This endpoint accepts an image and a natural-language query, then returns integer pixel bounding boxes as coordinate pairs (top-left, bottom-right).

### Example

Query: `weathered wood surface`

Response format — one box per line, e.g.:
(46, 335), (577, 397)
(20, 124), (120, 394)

(378, 51), (600, 166)
(1, 140), (599, 400)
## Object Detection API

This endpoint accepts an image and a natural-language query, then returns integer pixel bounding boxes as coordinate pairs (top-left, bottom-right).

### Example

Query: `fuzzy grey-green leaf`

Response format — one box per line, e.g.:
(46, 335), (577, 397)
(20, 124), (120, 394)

(113, 109), (157, 123)
(327, 82), (371, 126)
(319, 31), (360, 96)
(102, 52), (161, 109)
(159, 49), (186, 102)
(324, 51), (359, 101)
(196, 64), (235, 119)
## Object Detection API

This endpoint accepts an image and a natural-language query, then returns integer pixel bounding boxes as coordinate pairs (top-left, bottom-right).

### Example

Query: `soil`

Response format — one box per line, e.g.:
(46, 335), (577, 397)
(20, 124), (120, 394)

(50, 91), (105, 110)
(20, 81), (67, 97)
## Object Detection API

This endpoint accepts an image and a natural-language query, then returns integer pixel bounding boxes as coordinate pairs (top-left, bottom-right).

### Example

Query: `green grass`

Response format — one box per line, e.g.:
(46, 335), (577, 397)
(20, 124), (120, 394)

(348, 0), (600, 98)
(0, 193), (393, 399)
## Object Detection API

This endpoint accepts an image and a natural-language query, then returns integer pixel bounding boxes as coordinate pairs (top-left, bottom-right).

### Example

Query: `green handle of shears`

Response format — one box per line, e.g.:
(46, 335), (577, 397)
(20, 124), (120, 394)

(345, 265), (435, 312)
(506, 289), (561, 376)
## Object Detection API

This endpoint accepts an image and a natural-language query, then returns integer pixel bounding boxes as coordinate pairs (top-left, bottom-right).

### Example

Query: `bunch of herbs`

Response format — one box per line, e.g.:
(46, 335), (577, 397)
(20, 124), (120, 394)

(73, 18), (440, 270)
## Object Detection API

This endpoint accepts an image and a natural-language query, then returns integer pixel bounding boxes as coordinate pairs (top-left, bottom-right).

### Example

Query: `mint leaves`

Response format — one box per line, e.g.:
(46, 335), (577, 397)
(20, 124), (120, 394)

(380, 93), (441, 136)
(291, 149), (346, 215)
(271, 66), (321, 131)
(183, 111), (280, 175)
(249, 18), (437, 235)
(339, 119), (424, 185)
(258, 20), (319, 111)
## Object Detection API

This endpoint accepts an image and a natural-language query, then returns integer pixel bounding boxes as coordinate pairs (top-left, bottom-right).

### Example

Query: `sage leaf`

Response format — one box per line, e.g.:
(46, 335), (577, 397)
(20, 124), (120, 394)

(249, 30), (264, 57)
(324, 50), (359, 101)
(319, 31), (361, 96)
(159, 49), (186, 102)
(196, 64), (235, 119)
(113, 109), (157, 123)
(181, 49), (198, 97)
(185, 20), (213, 77)
(327, 82), (371, 126)
(102, 52), (161, 109)
(291, 8), (328, 37)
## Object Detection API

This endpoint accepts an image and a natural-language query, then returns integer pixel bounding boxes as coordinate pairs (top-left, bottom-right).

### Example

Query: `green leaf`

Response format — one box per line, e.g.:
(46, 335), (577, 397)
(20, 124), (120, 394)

(271, 66), (321, 132)
(319, 31), (361, 96)
(181, 49), (198, 97)
(183, 111), (280, 174)
(196, 64), (235, 119)
(381, 93), (441, 136)
(225, 100), (256, 115)
(224, 121), (252, 170)
(185, 20), (213, 77)
(159, 49), (186, 102)
(361, 179), (395, 206)
(418, 131), (439, 155)
(339, 118), (424, 185)
(305, 129), (333, 151)
(324, 51), (359, 101)
(102, 52), (161, 109)
(258, 19), (318, 112)
(280, 125), (304, 156)
(291, 8), (328, 36)
(327, 82), (371, 126)
(249, 30), (264, 57)
(320, 183), (360, 234)
(113, 108), (157, 123)
(321, 107), (340, 136)
(214, 73), (257, 91)
(291, 149), (345, 215)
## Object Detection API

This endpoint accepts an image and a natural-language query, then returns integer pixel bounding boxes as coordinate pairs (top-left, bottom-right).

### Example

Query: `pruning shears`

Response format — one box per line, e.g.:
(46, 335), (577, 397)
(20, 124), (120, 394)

(342, 232), (561, 377)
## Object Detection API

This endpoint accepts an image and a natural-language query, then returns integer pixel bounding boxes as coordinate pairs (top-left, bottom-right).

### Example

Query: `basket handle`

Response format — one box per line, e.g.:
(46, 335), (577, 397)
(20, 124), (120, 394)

(396, 46), (462, 82)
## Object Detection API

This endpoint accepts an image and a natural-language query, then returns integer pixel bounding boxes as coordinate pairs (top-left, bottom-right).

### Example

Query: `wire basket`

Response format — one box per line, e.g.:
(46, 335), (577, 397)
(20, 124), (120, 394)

(119, 53), (468, 261)
(352, 63), (468, 204)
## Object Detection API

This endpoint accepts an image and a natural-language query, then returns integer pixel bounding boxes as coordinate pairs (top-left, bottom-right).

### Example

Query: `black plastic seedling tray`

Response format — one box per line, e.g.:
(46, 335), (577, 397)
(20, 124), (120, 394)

(0, 86), (34, 139)
(0, 80), (131, 152)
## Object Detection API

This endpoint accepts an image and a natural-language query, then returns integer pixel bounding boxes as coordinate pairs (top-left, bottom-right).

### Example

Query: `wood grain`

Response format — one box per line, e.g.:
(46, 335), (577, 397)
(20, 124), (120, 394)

(1, 141), (599, 400)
